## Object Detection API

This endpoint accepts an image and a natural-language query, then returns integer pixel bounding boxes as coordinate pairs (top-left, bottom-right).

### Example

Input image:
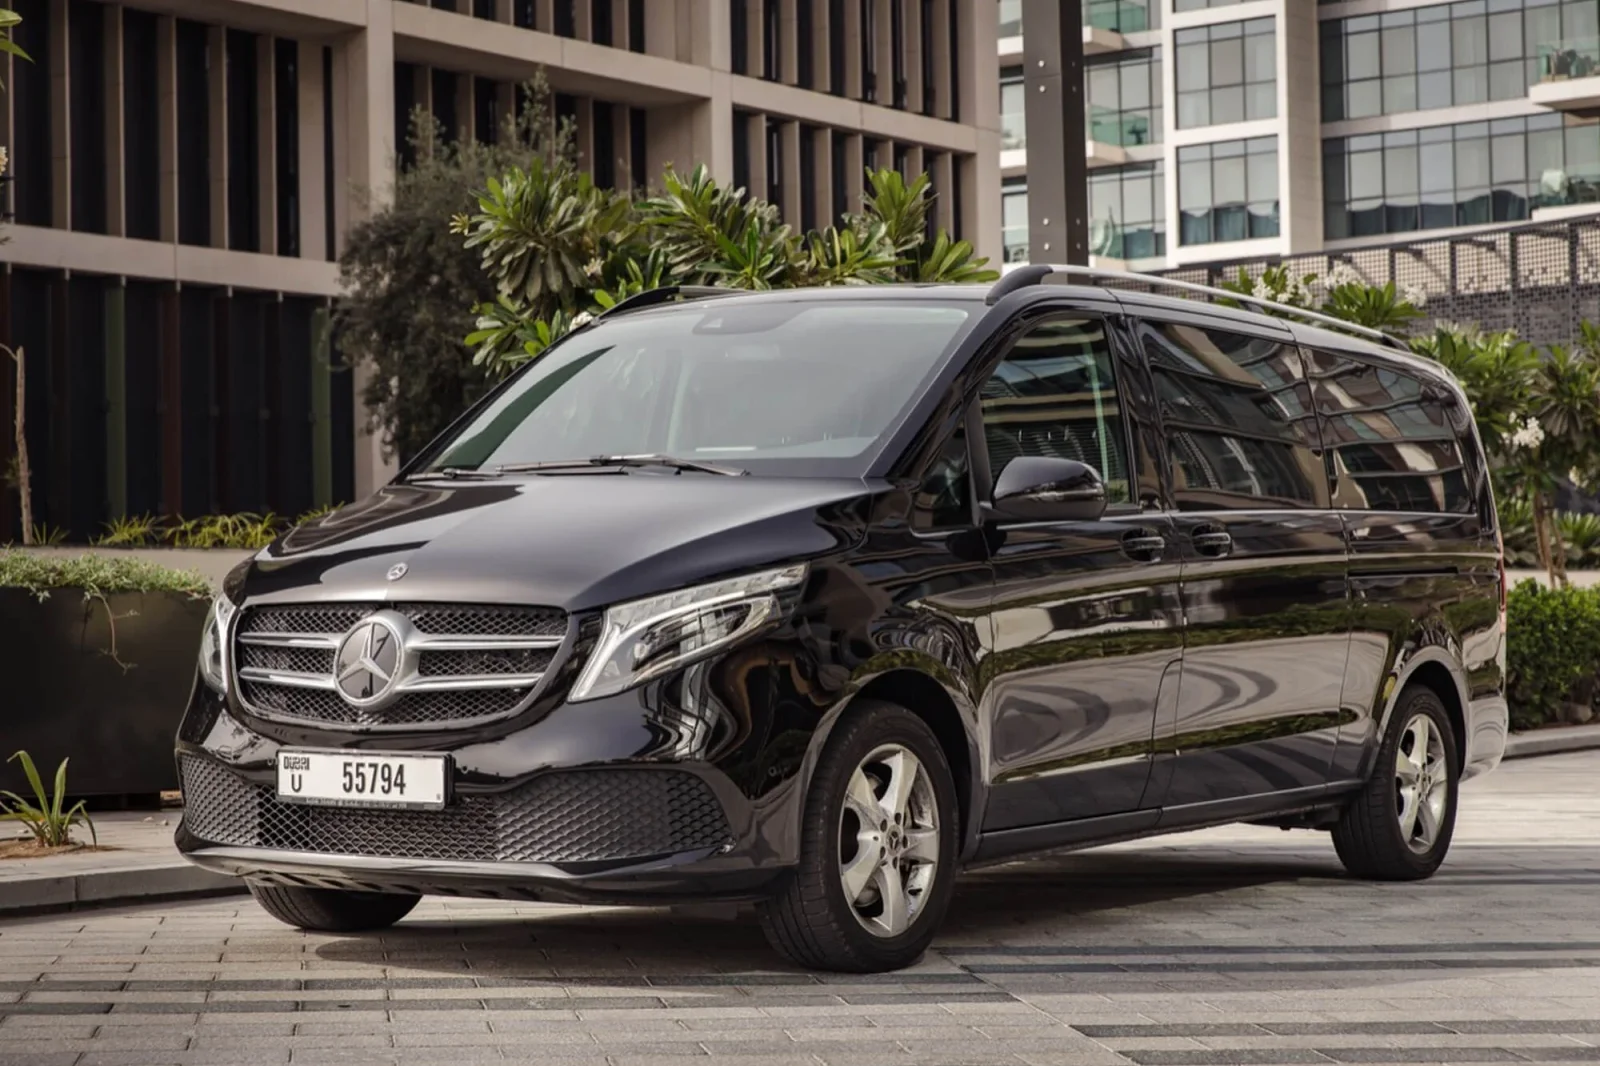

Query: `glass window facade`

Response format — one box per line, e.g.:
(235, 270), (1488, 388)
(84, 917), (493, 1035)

(1174, 0), (1250, 11)
(1178, 136), (1280, 246)
(1321, 0), (1600, 121)
(1090, 163), (1166, 260)
(1176, 18), (1276, 129)
(1086, 0), (1160, 33)
(1001, 66), (1025, 149)
(1087, 50), (1162, 147)
(1003, 179), (1029, 263)
(1324, 113), (1600, 239)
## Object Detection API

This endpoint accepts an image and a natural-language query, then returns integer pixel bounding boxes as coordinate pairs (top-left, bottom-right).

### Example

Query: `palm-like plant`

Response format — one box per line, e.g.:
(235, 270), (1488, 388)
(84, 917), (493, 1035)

(461, 160), (997, 378)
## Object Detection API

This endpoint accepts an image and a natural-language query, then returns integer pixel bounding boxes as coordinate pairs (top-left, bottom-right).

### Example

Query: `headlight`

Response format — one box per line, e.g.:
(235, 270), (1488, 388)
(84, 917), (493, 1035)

(570, 564), (808, 702)
(197, 596), (238, 694)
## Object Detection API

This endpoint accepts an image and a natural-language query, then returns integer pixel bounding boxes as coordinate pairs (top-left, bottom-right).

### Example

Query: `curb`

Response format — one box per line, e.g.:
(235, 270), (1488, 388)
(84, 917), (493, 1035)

(1503, 725), (1600, 760)
(0, 863), (246, 918)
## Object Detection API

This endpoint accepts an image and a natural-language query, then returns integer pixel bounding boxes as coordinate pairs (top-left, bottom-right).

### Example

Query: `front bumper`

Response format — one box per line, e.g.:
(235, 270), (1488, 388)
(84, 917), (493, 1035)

(175, 684), (804, 906)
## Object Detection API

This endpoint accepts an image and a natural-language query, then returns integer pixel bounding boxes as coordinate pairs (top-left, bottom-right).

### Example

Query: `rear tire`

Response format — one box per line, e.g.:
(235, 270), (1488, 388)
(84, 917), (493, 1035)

(758, 700), (959, 973)
(247, 883), (420, 932)
(1333, 685), (1460, 881)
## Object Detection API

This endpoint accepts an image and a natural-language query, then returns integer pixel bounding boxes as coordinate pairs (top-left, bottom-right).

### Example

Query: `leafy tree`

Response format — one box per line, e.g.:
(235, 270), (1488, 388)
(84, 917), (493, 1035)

(454, 161), (998, 378)
(336, 79), (572, 463)
(1218, 263), (1428, 335)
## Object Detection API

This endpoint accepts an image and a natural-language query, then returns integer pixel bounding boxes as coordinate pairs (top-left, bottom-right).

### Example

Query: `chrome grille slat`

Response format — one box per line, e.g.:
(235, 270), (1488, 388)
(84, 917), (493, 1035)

(233, 602), (569, 731)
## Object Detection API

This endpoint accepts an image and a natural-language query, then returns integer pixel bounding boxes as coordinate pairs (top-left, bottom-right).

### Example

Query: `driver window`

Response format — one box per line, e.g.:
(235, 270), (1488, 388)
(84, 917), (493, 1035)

(913, 426), (973, 530)
(980, 318), (1131, 505)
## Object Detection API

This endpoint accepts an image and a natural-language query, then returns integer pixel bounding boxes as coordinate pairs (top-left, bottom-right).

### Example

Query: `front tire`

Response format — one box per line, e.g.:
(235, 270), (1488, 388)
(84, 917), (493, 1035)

(759, 700), (959, 973)
(247, 883), (420, 932)
(1333, 685), (1460, 880)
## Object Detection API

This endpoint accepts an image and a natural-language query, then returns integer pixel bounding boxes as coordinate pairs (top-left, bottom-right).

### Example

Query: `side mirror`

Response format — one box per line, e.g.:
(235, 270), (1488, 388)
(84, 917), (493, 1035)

(986, 456), (1108, 523)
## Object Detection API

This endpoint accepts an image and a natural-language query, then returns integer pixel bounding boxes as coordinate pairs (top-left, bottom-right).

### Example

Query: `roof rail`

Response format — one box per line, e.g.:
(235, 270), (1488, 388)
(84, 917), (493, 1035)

(598, 284), (732, 319)
(986, 263), (1410, 352)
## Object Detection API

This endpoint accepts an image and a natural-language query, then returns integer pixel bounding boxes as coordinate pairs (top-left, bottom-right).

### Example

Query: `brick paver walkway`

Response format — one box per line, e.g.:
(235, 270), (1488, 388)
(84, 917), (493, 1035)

(0, 752), (1595, 1066)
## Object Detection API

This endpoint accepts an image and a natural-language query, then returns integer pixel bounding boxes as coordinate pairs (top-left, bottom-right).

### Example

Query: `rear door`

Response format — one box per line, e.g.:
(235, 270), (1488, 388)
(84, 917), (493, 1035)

(1134, 308), (1351, 810)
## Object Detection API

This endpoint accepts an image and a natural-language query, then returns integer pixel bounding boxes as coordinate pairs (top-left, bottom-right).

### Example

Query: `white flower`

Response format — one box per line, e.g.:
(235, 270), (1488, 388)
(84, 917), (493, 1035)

(0, 146), (9, 175)
(1250, 276), (1273, 301)
(1400, 282), (1428, 308)
(1510, 417), (1545, 451)
(571, 310), (595, 328)
(1323, 262), (1362, 290)
(1570, 468), (1585, 489)
(584, 257), (604, 278)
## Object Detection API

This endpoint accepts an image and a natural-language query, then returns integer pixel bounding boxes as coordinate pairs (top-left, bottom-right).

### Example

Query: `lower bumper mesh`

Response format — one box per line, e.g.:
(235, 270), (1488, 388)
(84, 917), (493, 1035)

(179, 756), (733, 865)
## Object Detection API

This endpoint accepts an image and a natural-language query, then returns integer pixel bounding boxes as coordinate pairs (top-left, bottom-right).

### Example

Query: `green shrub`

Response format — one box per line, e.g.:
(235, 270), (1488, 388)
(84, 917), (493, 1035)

(0, 551), (212, 599)
(1506, 579), (1600, 730)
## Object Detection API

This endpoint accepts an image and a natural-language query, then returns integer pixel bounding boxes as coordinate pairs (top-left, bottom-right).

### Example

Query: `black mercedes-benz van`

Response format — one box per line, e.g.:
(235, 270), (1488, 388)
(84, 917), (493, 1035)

(176, 267), (1508, 972)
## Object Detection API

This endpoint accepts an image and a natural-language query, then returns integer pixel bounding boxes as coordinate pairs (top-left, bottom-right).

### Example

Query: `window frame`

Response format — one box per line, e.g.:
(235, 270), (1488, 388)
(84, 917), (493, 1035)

(964, 310), (1147, 522)
(1131, 308), (1332, 514)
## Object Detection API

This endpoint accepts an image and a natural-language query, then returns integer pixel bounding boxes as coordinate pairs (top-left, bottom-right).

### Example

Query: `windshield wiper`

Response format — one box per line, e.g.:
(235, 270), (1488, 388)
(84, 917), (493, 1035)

(421, 466), (505, 480)
(497, 454), (748, 477)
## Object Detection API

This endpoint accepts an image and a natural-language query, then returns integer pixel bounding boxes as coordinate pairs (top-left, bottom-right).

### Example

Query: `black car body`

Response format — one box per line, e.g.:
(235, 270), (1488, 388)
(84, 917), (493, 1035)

(177, 273), (1508, 971)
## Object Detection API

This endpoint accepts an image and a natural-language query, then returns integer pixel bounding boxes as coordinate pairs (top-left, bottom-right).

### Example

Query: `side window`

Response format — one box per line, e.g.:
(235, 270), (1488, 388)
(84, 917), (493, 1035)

(1303, 349), (1473, 514)
(1142, 321), (1328, 510)
(913, 426), (973, 530)
(980, 318), (1132, 505)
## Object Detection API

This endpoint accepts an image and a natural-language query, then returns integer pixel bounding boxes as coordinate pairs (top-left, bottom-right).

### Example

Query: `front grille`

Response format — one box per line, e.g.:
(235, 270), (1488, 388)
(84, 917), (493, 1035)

(179, 756), (734, 865)
(232, 602), (568, 731)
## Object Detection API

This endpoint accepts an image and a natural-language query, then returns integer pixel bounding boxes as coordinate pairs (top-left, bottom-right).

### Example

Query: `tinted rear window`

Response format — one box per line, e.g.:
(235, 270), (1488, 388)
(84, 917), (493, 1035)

(1303, 348), (1473, 514)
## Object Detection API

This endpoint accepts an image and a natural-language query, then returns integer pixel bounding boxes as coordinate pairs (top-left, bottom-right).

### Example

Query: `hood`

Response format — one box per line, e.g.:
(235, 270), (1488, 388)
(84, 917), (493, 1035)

(235, 474), (878, 612)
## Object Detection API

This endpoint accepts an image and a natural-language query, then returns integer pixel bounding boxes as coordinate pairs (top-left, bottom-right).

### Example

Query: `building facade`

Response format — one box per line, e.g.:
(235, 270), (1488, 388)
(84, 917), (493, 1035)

(999, 0), (1600, 273)
(0, 0), (1001, 542)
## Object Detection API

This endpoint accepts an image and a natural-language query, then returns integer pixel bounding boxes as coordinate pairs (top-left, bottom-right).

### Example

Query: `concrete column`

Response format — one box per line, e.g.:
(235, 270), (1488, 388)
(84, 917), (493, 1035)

(458, 71), (477, 144)
(748, 0), (765, 77)
(646, 0), (732, 181)
(1021, 0), (1082, 263)
(815, 125), (834, 224)
(645, 0), (679, 60)
(780, 118), (802, 223)
(257, 35), (278, 256)
(105, 5), (127, 238)
(574, 96), (595, 176)
(842, 0), (863, 99)
(929, 0), (952, 120)
(780, 0), (799, 84)
(158, 16), (178, 243)
(1280, 0), (1320, 254)
(905, 0), (923, 114)
(812, 0), (831, 91)
(842, 131), (864, 214)
(611, 0), (630, 49)
(575, 0), (592, 41)
(931, 149), (954, 232)
(334, 1), (399, 498)
(537, 0), (555, 34)
(208, 26), (227, 249)
(873, 0), (892, 106)
(297, 39), (326, 262)
(50, 0), (68, 230)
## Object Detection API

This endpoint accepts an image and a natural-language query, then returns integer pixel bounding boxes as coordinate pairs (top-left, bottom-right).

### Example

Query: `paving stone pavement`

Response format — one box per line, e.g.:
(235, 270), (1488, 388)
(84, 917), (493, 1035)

(1, 752), (1596, 1066)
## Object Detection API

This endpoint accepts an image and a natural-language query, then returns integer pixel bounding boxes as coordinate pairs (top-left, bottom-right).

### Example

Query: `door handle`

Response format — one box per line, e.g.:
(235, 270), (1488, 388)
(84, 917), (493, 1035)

(1121, 528), (1166, 563)
(1191, 527), (1233, 557)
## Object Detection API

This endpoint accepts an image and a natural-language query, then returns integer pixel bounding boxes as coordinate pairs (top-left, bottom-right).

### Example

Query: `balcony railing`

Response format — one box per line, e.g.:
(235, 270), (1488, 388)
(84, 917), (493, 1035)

(1088, 105), (1156, 148)
(1538, 36), (1600, 81)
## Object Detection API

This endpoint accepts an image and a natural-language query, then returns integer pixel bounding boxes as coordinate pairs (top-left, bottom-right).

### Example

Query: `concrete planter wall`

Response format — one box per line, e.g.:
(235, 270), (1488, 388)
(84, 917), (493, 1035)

(19, 547), (253, 589)
(0, 551), (245, 799)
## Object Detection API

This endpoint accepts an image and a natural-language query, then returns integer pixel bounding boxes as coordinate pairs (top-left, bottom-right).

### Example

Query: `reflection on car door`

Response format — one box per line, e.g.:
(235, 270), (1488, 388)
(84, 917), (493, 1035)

(1136, 310), (1351, 811)
(975, 310), (1185, 844)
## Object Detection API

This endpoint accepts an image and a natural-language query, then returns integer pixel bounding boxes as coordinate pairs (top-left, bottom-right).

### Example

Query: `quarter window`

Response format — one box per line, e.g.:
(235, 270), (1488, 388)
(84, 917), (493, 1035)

(1303, 350), (1473, 514)
(1143, 322), (1327, 510)
(980, 319), (1132, 505)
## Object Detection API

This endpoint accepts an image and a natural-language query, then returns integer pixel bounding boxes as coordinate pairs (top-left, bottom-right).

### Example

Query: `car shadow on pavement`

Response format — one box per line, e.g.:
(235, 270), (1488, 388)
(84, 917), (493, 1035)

(309, 844), (1349, 977)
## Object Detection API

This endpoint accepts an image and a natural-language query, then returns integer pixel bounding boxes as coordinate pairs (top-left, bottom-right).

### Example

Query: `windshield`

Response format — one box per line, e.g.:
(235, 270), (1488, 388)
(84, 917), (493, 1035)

(422, 298), (977, 477)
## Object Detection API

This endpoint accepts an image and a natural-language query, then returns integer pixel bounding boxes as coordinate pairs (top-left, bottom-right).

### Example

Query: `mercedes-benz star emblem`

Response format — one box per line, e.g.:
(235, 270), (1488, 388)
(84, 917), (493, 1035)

(334, 617), (404, 707)
(387, 562), (409, 581)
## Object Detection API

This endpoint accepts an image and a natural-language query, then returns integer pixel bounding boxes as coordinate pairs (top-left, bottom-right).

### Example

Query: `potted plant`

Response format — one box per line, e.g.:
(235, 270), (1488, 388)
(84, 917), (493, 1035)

(0, 552), (211, 802)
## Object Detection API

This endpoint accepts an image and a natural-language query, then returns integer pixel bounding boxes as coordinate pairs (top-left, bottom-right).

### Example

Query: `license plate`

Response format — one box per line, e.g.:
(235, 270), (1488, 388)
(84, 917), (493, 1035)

(276, 750), (448, 811)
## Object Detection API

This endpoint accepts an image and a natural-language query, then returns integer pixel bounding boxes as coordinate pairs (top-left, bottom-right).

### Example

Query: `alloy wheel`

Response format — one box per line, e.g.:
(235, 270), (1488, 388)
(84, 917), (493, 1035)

(1395, 712), (1450, 853)
(837, 743), (940, 938)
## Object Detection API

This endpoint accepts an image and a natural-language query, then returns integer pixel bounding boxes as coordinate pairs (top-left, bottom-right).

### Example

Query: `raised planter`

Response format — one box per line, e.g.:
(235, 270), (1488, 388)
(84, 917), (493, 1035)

(0, 585), (211, 799)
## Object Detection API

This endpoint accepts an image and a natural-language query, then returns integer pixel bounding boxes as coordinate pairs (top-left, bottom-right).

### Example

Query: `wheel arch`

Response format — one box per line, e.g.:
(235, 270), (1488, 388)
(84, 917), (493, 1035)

(794, 665), (985, 864)
(1377, 650), (1471, 773)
